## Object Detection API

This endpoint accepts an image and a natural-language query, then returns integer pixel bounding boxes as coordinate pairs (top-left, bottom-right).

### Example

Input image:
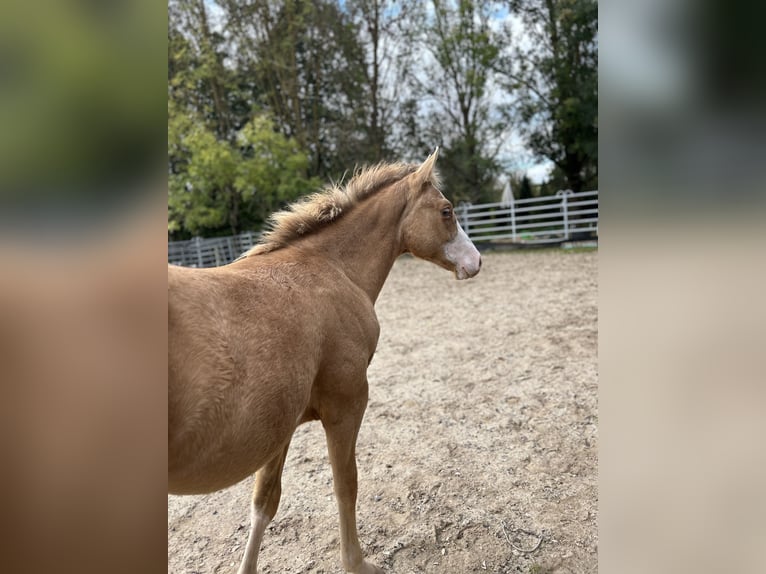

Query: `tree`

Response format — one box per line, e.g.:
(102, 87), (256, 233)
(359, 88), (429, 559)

(518, 174), (534, 199)
(168, 0), (318, 238)
(166, 0), (599, 238)
(168, 106), (318, 238)
(169, 0), (245, 139)
(217, 0), (371, 179)
(404, 0), (509, 204)
(501, 0), (598, 192)
(345, 1), (419, 162)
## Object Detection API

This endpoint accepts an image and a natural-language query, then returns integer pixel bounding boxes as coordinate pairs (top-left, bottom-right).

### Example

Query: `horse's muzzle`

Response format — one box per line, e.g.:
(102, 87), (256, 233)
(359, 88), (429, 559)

(455, 252), (481, 280)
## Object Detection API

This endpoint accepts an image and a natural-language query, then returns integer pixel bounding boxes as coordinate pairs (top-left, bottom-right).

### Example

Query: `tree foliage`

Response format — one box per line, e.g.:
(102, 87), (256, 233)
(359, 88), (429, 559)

(402, 0), (508, 204)
(215, 0), (372, 178)
(501, 0), (598, 192)
(168, 0), (318, 239)
(167, 0), (598, 238)
(168, 105), (316, 238)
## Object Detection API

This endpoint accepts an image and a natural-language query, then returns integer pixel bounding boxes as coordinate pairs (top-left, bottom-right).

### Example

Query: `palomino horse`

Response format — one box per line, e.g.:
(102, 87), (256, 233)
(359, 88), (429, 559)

(168, 150), (481, 573)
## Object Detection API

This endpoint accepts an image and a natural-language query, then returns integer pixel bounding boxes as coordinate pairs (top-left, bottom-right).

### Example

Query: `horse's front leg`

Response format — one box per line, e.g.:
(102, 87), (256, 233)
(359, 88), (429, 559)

(322, 392), (383, 574)
(237, 442), (290, 574)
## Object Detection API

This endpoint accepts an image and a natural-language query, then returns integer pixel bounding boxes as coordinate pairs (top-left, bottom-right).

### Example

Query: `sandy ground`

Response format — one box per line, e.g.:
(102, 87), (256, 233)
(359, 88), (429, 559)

(168, 250), (598, 574)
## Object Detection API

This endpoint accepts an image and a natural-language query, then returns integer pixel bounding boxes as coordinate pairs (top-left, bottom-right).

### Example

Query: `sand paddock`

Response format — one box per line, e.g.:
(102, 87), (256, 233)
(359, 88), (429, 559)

(168, 249), (597, 574)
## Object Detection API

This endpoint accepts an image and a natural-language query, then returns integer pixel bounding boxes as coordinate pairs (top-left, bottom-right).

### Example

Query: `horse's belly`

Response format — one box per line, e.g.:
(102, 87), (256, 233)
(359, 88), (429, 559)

(168, 377), (310, 494)
(168, 412), (297, 494)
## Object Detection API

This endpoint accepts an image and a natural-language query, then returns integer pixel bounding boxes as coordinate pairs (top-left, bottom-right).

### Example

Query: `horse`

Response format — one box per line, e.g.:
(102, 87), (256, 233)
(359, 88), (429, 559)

(168, 149), (482, 573)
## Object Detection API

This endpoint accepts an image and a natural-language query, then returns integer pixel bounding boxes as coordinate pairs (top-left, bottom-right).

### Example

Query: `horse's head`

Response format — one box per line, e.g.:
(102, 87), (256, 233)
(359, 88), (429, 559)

(400, 149), (482, 280)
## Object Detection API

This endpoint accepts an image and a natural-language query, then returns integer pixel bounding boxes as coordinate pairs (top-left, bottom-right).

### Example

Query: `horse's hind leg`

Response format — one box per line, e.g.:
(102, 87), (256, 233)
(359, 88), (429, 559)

(322, 402), (384, 574)
(236, 443), (290, 574)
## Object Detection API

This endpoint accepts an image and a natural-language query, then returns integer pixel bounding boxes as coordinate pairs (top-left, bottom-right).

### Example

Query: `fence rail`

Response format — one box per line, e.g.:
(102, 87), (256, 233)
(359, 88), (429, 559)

(457, 189), (598, 244)
(168, 190), (598, 267)
(168, 231), (260, 268)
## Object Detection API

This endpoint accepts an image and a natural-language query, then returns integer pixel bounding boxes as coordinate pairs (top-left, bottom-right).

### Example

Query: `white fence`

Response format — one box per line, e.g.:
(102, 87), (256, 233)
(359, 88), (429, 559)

(457, 189), (598, 244)
(168, 231), (260, 268)
(168, 190), (598, 267)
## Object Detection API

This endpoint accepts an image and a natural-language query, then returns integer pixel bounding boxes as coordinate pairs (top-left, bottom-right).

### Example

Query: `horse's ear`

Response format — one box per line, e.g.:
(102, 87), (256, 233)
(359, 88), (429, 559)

(414, 147), (440, 185)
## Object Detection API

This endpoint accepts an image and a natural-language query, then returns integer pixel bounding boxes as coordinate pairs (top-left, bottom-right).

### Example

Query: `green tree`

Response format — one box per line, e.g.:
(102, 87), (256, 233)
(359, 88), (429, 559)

(168, 106), (317, 238)
(169, 0), (246, 139)
(168, 0), (318, 239)
(506, 171), (535, 200)
(518, 174), (534, 199)
(536, 164), (571, 195)
(404, 0), (508, 204)
(501, 0), (598, 192)
(217, 0), (370, 179)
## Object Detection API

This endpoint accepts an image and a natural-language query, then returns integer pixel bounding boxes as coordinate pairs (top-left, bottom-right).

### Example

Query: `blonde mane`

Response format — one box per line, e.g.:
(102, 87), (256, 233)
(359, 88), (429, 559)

(243, 162), (434, 256)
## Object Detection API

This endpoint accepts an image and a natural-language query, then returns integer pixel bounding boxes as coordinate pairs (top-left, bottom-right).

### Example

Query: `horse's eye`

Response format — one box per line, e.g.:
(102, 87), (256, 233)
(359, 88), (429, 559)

(441, 207), (452, 219)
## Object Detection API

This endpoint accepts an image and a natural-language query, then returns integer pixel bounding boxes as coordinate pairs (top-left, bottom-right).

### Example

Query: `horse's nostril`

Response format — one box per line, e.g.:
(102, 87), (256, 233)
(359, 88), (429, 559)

(479, 256), (482, 269)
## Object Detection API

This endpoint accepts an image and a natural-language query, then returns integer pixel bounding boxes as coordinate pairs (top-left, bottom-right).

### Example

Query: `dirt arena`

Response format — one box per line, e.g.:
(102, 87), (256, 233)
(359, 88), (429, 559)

(168, 249), (598, 574)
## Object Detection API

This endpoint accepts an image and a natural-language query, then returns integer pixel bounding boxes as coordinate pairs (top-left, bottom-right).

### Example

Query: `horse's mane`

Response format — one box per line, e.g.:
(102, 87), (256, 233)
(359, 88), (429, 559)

(242, 161), (431, 256)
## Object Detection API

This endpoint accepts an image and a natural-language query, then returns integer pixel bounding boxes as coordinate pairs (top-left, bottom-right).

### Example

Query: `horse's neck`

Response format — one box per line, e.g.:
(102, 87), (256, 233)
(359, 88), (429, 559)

(302, 188), (405, 302)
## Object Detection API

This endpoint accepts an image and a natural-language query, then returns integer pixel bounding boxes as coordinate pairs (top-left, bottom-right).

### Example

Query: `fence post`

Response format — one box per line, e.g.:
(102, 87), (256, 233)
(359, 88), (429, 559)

(510, 201), (517, 241)
(194, 237), (203, 268)
(458, 202), (471, 238)
(557, 190), (573, 240)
